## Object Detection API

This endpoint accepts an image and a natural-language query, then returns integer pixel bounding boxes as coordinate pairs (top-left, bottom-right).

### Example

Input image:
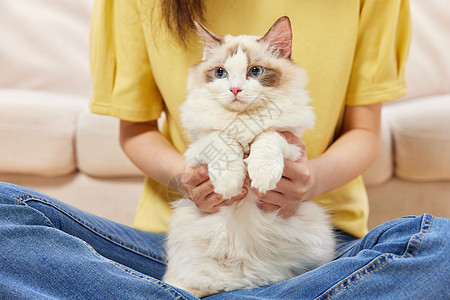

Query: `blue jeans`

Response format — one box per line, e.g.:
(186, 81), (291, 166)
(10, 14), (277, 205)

(0, 182), (449, 299)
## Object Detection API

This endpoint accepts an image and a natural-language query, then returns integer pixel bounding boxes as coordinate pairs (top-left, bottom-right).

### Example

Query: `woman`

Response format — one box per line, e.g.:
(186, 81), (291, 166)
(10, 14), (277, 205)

(1, 0), (448, 298)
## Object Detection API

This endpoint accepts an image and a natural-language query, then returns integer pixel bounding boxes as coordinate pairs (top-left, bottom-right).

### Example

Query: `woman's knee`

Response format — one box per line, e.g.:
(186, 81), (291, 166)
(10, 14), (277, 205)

(0, 182), (27, 205)
(357, 215), (437, 256)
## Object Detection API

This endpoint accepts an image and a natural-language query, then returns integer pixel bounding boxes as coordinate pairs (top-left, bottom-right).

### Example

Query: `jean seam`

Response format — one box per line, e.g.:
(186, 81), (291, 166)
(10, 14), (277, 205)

(79, 239), (190, 300)
(316, 214), (435, 300)
(13, 195), (54, 228)
(404, 214), (433, 258)
(16, 194), (167, 265)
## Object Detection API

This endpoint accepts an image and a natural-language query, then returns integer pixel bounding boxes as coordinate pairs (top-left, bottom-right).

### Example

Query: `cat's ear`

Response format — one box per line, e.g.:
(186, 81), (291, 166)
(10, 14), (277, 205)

(194, 21), (224, 60)
(259, 16), (292, 59)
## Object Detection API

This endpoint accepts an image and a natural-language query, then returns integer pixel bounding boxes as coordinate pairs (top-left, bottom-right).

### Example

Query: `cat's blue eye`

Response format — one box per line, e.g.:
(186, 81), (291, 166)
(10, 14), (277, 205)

(214, 67), (228, 79)
(248, 66), (264, 78)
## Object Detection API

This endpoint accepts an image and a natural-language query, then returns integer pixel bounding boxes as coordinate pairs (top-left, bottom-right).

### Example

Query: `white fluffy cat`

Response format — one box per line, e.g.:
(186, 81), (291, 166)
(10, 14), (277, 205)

(163, 17), (335, 298)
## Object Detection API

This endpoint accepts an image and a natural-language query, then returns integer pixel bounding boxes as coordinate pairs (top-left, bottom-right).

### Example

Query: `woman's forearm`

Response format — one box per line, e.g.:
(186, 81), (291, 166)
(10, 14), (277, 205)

(119, 120), (185, 189)
(308, 127), (381, 199)
(307, 103), (382, 199)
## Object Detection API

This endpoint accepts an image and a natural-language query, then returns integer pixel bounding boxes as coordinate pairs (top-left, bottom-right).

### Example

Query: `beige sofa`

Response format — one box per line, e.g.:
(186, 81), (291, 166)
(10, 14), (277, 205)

(1, 0), (449, 229)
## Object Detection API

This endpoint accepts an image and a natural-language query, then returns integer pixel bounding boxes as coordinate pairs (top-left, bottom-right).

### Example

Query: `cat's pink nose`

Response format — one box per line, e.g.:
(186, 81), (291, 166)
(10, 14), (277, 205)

(230, 87), (242, 97)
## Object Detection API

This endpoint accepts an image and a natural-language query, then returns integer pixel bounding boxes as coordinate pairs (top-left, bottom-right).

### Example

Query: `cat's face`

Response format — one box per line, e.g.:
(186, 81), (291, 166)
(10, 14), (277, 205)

(187, 17), (306, 113)
(195, 37), (284, 112)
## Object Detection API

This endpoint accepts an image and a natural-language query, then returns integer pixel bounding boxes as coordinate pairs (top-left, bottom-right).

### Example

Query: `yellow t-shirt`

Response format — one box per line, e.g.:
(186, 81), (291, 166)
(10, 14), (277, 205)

(89, 0), (411, 238)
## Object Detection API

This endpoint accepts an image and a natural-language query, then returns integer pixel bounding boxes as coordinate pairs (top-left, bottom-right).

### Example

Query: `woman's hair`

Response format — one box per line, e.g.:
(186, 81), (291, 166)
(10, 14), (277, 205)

(160, 0), (205, 44)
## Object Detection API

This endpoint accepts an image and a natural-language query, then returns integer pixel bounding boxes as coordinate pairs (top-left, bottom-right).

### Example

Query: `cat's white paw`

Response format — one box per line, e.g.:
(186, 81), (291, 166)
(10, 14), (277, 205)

(283, 143), (302, 161)
(212, 170), (245, 199)
(184, 148), (203, 167)
(247, 158), (283, 194)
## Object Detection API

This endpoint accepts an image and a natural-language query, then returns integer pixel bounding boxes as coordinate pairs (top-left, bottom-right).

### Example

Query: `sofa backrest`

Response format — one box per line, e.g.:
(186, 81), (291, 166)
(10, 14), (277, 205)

(0, 0), (93, 97)
(0, 0), (448, 99)
(405, 0), (450, 100)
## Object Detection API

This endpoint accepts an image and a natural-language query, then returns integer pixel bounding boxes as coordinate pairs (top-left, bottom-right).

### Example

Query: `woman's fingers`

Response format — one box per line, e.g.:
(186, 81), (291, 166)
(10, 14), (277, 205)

(181, 165), (209, 188)
(181, 164), (247, 213)
(215, 188), (248, 208)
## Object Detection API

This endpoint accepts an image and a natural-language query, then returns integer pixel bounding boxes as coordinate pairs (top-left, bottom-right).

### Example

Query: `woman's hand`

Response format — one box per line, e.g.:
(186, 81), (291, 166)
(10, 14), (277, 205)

(181, 164), (248, 213)
(254, 132), (316, 218)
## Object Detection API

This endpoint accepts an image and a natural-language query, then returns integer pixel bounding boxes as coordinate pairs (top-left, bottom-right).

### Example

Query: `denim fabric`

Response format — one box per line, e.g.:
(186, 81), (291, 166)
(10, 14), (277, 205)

(0, 182), (449, 299)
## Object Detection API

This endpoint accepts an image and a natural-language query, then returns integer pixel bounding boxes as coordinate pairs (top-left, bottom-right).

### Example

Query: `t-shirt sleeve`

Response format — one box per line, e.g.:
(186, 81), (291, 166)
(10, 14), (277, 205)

(346, 0), (412, 106)
(89, 0), (163, 121)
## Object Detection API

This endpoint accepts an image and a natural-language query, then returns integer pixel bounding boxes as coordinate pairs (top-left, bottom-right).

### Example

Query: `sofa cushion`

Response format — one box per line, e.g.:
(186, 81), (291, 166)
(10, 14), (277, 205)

(76, 112), (144, 177)
(0, 89), (87, 176)
(388, 94), (450, 181)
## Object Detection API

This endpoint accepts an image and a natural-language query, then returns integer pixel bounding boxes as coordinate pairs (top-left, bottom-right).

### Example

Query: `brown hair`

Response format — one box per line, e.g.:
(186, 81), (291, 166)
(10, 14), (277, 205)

(160, 0), (206, 44)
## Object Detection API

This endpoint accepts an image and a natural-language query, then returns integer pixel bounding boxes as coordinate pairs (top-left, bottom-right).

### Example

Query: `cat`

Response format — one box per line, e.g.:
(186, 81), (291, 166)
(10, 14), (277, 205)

(163, 16), (335, 298)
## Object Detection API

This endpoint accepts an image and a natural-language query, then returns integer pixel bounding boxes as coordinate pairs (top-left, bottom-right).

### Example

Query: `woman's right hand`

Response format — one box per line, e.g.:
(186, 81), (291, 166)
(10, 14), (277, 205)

(180, 164), (247, 213)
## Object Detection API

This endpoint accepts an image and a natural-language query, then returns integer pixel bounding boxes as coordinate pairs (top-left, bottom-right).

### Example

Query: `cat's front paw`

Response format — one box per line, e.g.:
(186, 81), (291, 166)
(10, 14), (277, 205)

(212, 170), (245, 199)
(247, 158), (283, 194)
(283, 143), (302, 162)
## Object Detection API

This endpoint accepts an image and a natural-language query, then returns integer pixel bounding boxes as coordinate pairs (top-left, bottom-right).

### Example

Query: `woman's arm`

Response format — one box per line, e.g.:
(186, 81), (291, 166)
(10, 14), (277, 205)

(257, 103), (382, 217)
(119, 120), (247, 211)
(119, 120), (185, 189)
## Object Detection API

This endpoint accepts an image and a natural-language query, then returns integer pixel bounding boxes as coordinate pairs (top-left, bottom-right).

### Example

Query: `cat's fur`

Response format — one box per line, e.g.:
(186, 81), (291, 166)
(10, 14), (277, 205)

(163, 17), (335, 298)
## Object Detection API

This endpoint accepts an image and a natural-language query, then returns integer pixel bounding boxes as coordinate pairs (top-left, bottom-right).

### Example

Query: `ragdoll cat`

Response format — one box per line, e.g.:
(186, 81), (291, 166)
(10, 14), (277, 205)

(163, 16), (335, 298)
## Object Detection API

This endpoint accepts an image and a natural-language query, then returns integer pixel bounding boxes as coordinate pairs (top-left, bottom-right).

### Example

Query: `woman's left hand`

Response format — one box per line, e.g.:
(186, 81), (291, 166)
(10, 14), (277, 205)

(253, 131), (316, 218)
